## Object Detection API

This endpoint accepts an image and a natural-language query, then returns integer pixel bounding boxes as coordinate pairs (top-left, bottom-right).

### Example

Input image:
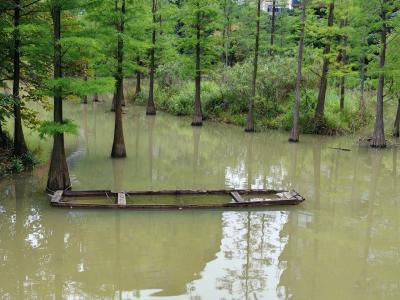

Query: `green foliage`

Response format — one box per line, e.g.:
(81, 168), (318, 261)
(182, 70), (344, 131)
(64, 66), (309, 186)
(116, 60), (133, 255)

(10, 156), (24, 173)
(38, 119), (78, 138)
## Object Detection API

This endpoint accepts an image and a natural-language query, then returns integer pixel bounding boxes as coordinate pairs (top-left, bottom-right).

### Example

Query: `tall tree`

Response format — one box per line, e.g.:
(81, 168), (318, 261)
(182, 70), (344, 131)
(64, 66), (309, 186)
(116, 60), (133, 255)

(111, 0), (127, 157)
(12, 0), (28, 157)
(289, 0), (307, 142)
(245, 0), (261, 132)
(47, 3), (71, 191)
(314, 1), (335, 133)
(146, 0), (157, 115)
(370, 0), (388, 148)
(269, 0), (276, 56)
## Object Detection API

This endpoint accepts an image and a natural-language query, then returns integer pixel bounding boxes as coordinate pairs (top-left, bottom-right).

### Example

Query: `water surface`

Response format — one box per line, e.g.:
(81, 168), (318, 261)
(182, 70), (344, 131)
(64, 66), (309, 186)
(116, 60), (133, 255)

(1, 102), (399, 299)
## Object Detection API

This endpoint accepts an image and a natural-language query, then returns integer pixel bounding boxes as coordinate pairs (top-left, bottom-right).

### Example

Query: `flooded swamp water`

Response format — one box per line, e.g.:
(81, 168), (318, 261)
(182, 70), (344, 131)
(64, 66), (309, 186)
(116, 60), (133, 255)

(0, 102), (399, 299)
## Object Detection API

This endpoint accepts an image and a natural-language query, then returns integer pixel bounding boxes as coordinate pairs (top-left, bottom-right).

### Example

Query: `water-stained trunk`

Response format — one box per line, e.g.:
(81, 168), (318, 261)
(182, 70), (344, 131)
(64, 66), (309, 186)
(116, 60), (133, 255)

(111, 0), (127, 158)
(192, 4), (203, 126)
(289, 1), (306, 142)
(371, 1), (387, 148)
(314, 1), (334, 132)
(47, 5), (71, 192)
(13, 0), (28, 157)
(146, 0), (157, 115)
(245, 0), (261, 132)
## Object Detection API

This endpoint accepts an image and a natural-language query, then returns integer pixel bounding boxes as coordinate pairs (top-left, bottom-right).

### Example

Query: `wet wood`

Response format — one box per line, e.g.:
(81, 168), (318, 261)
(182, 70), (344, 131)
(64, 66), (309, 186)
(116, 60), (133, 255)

(117, 192), (126, 205)
(50, 190), (64, 203)
(49, 188), (305, 209)
(230, 191), (244, 203)
(329, 147), (351, 152)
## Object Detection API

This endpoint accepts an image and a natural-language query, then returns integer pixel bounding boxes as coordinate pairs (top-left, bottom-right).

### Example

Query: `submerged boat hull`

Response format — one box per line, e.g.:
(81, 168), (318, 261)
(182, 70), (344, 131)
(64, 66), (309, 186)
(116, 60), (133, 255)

(50, 189), (305, 209)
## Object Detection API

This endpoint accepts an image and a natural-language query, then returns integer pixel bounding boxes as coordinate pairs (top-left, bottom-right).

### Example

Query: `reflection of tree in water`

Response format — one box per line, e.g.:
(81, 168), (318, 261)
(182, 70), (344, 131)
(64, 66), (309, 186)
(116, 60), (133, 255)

(216, 211), (289, 300)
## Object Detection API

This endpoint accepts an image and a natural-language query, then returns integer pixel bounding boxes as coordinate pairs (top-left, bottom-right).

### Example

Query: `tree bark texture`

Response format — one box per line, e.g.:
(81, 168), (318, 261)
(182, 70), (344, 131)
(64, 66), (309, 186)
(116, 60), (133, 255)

(192, 3), (203, 126)
(147, 0), (157, 115)
(289, 1), (306, 142)
(13, 0), (28, 157)
(314, 1), (334, 132)
(111, 0), (127, 157)
(47, 5), (71, 192)
(269, 0), (276, 56)
(371, 1), (387, 148)
(245, 0), (261, 132)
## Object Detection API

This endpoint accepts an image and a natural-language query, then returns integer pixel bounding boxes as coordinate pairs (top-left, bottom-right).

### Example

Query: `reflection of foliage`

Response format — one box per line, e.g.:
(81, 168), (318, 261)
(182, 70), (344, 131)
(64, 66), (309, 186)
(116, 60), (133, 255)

(38, 119), (78, 138)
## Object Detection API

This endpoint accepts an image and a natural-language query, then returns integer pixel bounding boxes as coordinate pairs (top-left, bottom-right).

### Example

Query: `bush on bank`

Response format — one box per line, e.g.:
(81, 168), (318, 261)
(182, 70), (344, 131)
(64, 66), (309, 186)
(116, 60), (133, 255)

(131, 57), (372, 135)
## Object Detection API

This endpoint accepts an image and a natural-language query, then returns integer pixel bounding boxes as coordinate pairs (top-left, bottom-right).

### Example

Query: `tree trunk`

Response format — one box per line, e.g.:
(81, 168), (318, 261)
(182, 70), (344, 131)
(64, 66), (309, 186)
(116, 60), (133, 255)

(111, 0), (127, 158)
(340, 76), (345, 112)
(0, 121), (7, 148)
(359, 56), (366, 117)
(192, 3), (203, 126)
(12, 0), (28, 157)
(47, 5), (71, 192)
(314, 1), (334, 132)
(146, 0), (157, 115)
(111, 79), (125, 111)
(393, 97), (400, 137)
(135, 56), (141, 96)
(93, 93), (99, 102)
(82, 63), (88, 104)
(269, 0), (276, 56)
(289, 1), (306, 143)
(371, 2), (387, 148)
(245, 0), (261, 132)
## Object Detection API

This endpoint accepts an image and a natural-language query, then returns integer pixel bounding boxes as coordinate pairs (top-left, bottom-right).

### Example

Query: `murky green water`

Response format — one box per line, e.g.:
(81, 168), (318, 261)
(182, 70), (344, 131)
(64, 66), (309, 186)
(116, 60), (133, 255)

(1, 102), (399, 299)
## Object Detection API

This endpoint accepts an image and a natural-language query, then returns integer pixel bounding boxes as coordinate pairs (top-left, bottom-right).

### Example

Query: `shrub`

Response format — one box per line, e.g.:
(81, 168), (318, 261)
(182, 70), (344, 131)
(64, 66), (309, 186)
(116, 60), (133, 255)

(11, 156), (24, 173)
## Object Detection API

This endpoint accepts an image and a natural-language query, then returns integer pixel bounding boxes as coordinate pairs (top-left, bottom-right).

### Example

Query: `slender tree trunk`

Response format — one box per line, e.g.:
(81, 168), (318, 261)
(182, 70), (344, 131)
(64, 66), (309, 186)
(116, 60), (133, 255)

(371, 1), (387, 148)
(93, 72), (99, 102)
(0, 121), (7, 148)
(245, 0), (261, 132)
(135, 56), (141, 96)
(111, 0), (127, 158)
(47, 5), (71, 192)
(393, 97), (400, 137)
(289, 1), (306, 142)
(269, 0), (276, 56)
(314, 1), (334, 132)
(359, 56), (366, 117)
(192, 3), (203, 126)
(82, 63), (88, 104)
(12, 0), (28, 157)
(223, 0), (231, 66)
(340, 76), (345, 112)
(339, 18), (348, 112)
(146, 0), (157, 115)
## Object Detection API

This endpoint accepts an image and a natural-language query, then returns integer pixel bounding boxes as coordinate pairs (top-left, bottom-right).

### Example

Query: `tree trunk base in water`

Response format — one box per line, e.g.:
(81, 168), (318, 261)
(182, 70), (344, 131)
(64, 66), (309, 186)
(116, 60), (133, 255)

(288, 137), (299, 143)
(46, 161), (71, 192)
(146, 106), (156, 115)
(111, 144), (126, 158)
(245, 118), (255, 132)
(370, 138), (387, 148)
(191, 121), (203, 127)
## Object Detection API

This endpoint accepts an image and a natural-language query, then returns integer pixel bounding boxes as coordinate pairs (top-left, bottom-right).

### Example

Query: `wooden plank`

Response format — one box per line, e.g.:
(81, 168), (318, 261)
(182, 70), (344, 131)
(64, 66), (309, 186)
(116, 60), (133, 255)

(230, 191), (245, 203)
(50, 190), (64, 203)
(117, 193), (126, 205)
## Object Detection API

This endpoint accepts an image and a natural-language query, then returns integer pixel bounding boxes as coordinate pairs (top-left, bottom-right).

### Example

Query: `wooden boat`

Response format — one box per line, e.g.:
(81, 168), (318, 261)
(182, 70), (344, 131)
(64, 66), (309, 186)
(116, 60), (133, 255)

(50, 189), (305, 209)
